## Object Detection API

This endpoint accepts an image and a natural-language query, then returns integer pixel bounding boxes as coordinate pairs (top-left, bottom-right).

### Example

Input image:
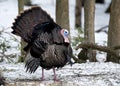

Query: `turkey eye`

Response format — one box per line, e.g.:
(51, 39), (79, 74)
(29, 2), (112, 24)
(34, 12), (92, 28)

(64, 29), (69, 36)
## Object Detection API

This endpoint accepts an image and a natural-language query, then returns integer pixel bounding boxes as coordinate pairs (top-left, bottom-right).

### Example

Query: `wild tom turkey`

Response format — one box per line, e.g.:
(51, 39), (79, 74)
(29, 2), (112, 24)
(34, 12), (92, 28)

(11, 6), (73, 81)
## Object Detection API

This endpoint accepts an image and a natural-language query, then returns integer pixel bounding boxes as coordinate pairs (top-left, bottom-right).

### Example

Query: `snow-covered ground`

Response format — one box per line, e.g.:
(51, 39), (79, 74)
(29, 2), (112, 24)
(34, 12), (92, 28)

(0, 62), (120, 86)
(1, 0), (120, 86)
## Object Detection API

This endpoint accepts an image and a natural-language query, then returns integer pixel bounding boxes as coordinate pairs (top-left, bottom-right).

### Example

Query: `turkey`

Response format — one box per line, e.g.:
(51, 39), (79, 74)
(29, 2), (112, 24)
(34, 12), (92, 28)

(11, 6), (73, 81)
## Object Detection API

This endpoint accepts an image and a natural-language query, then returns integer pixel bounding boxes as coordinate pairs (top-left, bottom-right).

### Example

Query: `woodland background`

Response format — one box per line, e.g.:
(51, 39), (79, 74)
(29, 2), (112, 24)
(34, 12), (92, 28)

(0, 0), (120, 86)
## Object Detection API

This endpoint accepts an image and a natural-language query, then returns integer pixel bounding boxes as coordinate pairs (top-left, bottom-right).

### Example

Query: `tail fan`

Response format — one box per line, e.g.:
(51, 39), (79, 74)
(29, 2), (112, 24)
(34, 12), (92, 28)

(11, 6), (54, 42)
(25, 57), (40, 73)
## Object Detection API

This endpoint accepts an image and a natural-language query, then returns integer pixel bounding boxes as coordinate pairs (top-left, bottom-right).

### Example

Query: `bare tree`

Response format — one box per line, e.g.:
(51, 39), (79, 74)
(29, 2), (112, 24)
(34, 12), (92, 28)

(18, 0), (24, 13)
(107, 0), (120, 63)
(75, 0), (82, 28)
(24, 0), (32, 6)
(84, 0), (96, 61)
(56, 0), (70, 31)
(18, 0), (26, 62)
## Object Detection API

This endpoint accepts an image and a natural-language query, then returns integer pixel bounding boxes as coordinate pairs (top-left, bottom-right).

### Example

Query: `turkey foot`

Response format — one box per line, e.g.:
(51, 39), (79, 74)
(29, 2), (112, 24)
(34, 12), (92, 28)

(53, 67), (60, 82)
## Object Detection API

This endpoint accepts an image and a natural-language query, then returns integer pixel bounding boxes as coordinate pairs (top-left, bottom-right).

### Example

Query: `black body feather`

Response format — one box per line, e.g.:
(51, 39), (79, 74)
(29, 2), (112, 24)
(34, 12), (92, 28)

(12, 6), (73, 73)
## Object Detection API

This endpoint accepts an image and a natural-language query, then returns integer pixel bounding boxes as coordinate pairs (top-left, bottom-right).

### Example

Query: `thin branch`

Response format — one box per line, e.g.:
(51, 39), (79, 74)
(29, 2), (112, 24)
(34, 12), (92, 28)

(96, 25), (108, 34)
(76, 43), (120, 59)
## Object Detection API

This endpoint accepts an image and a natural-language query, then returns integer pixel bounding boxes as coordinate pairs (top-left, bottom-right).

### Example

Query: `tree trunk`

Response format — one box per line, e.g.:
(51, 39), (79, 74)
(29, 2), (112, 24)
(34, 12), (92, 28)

(56, 0), (70, 31)
(18, 0), (24, 13)
(75, 0), (82, 28)
(107, 0), (120, 63)
(24, 0), (32, 6)
(18, 0), (26, 62)
(84, 0), (96, 61)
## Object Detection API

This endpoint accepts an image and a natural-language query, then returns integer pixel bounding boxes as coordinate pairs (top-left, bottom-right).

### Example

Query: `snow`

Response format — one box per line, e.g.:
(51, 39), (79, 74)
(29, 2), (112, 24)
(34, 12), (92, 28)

(1, 0), (120, 86)
(0, 62), (120, 86)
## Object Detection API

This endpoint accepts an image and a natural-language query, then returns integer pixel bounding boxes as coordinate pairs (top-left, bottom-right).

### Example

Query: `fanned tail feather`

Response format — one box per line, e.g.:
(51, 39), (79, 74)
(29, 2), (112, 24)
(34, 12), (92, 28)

(11, 6), (54, 42)
(25, 57), (40, 73)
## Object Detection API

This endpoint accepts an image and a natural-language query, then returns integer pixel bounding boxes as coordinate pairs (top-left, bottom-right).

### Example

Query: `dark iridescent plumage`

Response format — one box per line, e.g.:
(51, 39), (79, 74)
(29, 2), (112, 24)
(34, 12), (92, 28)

(11, 6), (73, 81)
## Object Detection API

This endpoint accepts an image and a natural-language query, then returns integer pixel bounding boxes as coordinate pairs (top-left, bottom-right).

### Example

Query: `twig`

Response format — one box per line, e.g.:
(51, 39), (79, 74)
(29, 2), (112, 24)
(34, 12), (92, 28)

(96, 25), (108, 34)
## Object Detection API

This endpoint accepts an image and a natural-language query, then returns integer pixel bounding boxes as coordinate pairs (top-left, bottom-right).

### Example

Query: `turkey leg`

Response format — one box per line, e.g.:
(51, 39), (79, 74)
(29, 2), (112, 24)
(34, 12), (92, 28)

(41, 68), (45, 80)
(53, 67), (59, 81)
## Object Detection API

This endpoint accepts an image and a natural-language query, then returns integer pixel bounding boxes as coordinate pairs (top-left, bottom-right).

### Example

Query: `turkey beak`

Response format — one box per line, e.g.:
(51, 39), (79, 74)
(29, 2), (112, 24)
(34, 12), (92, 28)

(60, 29), (70, 43)
(64, 36), (70, 43)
